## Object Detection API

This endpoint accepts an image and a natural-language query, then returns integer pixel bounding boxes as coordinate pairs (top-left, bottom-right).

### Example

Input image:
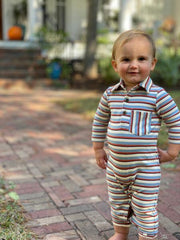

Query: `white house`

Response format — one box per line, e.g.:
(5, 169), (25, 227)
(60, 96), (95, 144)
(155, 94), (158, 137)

(0, 0), (180, 80)
(0, 0), (88, 43)
(0, 0), (180, 46)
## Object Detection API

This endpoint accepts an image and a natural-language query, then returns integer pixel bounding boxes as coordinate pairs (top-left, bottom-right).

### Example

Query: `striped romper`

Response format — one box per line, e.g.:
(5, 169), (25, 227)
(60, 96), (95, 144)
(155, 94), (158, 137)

(91, 77), (180, 238)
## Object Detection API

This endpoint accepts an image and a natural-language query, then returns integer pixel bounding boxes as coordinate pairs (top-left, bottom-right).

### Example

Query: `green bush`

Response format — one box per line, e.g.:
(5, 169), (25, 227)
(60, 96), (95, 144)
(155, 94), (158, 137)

(98, 49), (180, 89)
(98, 58), (119, 85)
(47, 58), (72, 80)
(36, 26), (68, 50)
(151, 51), (180, 88)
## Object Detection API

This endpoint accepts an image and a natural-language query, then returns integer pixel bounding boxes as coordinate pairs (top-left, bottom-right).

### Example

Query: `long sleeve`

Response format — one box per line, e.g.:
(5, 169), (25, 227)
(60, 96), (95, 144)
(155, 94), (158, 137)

(156, 88), (180, 144)
(91, 90), (111, 142)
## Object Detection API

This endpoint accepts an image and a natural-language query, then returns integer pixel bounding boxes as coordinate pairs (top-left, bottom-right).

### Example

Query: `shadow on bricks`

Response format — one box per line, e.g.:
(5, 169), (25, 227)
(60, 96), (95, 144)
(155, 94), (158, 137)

(0, 88), (179, 240)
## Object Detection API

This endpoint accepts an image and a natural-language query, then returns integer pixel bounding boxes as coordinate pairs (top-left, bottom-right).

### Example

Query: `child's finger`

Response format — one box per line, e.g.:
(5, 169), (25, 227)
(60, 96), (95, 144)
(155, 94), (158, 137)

(97, 159), (106, 169)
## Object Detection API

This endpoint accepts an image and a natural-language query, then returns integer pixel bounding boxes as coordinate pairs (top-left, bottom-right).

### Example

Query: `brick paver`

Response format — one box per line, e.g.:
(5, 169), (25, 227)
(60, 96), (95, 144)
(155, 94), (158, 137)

(0, 87), (180, 240)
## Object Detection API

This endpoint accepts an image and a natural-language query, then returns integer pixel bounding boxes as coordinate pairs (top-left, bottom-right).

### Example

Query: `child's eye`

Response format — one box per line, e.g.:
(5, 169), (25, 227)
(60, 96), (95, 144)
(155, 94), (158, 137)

(122, 58), (130, 62)
(138, 57), (146, 61)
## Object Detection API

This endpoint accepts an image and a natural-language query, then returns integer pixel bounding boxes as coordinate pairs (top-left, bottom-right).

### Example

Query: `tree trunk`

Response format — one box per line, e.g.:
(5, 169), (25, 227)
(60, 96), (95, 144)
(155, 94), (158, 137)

(83, 0), (98, 79)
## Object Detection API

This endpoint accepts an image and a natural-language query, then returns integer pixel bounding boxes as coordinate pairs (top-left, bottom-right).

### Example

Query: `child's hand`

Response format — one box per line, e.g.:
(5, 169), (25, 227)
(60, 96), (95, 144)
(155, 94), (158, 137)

(158, 148), (176, 163)
(94, 148), (108, 169)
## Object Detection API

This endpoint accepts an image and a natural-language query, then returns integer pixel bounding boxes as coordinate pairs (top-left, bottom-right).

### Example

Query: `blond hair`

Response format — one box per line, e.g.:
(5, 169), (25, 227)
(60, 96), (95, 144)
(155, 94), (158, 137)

(112, 29), (156, 60)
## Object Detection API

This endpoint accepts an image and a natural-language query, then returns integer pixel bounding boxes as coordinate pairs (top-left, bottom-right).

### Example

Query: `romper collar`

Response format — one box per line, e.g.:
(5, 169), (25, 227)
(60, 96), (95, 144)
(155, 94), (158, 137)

(110, 76), (153, 93)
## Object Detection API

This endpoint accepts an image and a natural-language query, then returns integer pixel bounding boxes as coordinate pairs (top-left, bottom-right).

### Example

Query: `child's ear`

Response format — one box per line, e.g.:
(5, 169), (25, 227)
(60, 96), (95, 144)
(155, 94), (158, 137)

(112, 60), (118, 72)
(151, 58), (157, 71)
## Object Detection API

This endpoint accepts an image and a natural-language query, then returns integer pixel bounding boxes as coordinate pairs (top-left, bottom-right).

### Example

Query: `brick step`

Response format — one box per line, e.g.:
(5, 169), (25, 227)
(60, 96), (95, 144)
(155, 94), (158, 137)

(0, 70), (31, 78)
(0, 57), (39, 62)
(0, 61), (46, 70)
(0, 48), (41, 57)
(0, 68), (47, 79)
(1, 52), (40, 58)
(0, 48), (47, 79)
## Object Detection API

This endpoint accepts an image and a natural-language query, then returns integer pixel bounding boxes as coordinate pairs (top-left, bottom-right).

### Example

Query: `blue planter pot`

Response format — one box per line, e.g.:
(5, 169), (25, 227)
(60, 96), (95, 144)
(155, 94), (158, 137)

(48, 62), (62, 80)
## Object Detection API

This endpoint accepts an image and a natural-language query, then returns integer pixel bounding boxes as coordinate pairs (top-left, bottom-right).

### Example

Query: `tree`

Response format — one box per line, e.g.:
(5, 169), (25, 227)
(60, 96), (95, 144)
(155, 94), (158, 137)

(83, 0), (99, 79)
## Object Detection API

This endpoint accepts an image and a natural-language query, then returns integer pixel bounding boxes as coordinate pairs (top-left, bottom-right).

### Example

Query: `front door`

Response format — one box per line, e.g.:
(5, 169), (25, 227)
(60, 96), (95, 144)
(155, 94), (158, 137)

(0, 0), (2, 39)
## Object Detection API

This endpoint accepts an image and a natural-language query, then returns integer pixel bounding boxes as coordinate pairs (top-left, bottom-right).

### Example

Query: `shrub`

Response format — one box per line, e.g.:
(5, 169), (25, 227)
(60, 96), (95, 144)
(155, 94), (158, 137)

(98, 48), (180, 89)
(98, 58), (119, 85)
(47, 58), (72, 80)
(151, 51), (180, 88)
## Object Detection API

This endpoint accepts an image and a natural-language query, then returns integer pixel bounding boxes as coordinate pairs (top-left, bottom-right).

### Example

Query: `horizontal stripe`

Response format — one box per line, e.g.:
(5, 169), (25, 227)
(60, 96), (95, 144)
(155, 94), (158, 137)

(93, 78), (180, 237)
(92, 78), (180, 143)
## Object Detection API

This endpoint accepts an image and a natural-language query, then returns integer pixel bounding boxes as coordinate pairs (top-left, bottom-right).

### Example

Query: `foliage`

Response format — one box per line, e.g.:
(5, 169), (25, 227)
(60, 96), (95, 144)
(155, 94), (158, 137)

(0, 177), (18, 201)
(98, 58), (119, 85)
(36, 26), (68, 50)
(60, 60), (73, 80)
(0, 177), (37, 240)
(98, 35), (111, 44)
(46, 58), (72, 81)
(97, 45), (180, 89)
(151, 49), (180, 88)
(97, 28), (112, 44)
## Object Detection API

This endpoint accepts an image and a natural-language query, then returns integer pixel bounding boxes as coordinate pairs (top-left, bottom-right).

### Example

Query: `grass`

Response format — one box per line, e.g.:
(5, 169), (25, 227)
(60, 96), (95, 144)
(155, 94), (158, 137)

(54, 91), (101, 121)
(0, 177), (37, 240)
(54, 90), (180, 150)
(57, 97), (100, 120)
(158, 90), (180, 149)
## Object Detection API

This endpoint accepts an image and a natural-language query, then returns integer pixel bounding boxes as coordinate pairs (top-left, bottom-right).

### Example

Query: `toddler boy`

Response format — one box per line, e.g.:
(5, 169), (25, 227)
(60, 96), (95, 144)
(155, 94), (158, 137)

(92, 29), (180, 240)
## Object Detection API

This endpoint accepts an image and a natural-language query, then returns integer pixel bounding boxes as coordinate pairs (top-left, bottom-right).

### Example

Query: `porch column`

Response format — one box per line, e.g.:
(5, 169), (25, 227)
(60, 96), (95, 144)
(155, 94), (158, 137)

(27, 0), (43, 41)
(118, 0), (135, 32)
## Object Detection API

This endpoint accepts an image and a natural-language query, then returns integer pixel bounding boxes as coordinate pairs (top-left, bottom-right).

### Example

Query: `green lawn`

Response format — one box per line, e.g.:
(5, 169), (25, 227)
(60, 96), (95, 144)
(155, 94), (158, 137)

(54, 91), (101, 120)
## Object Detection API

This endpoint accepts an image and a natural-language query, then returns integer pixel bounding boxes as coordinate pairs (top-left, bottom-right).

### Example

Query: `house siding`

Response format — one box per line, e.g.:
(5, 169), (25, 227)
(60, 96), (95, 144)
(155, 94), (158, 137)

(66, 0), (87, 41)
(1, 0), (180, 42)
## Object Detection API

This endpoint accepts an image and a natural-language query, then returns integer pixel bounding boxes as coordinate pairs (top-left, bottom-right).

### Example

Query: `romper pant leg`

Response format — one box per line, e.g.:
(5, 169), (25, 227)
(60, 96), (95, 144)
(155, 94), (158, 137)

(131, 166), (161, 238)
(106, 163), (131, 227)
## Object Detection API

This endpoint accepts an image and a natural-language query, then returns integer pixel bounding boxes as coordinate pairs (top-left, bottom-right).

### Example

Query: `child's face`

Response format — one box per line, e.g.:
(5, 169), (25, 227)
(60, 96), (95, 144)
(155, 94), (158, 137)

(112, 36), (157, 91)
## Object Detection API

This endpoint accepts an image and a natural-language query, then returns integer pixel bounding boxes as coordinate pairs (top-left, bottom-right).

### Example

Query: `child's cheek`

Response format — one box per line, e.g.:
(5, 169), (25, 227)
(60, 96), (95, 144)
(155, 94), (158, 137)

(119, 65), (128, 75)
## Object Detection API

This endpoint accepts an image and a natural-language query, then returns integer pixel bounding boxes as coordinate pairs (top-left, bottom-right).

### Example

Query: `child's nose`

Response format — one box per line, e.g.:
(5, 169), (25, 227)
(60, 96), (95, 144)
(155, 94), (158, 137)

(129, 60), (138, 68)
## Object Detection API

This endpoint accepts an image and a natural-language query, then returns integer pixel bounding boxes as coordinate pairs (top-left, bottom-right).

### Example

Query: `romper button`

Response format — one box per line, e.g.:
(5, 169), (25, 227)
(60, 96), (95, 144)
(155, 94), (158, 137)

(123, 111), (126, 115)
(125, 98), (129, 102)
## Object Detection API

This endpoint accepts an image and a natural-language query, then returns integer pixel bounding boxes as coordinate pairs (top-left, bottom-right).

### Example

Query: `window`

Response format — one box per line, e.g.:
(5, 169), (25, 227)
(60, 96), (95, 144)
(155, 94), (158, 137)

(42, 0), (66, 31)
(56, 0), (65, 31)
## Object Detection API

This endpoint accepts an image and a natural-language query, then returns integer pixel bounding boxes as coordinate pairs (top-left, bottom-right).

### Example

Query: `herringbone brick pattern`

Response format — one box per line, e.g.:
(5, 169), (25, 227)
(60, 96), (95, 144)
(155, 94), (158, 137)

(0, 88), (179, 240)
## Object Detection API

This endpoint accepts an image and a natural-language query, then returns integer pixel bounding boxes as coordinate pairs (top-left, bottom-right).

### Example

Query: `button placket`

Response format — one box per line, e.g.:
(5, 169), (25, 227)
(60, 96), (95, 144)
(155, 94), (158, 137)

(122, 94), (129, 115)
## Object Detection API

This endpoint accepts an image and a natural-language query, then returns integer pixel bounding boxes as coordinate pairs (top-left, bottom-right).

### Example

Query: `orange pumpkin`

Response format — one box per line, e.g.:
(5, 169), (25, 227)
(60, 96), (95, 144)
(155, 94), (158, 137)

(8, 25), (23, 40)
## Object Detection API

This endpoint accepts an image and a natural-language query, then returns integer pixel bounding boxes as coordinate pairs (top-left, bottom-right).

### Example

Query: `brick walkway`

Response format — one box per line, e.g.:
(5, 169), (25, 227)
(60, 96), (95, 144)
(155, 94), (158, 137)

(0, 88), (180, 240)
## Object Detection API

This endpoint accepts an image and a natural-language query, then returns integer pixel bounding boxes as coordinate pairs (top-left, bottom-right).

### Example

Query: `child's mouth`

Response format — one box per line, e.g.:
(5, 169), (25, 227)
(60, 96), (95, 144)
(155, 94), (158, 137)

(128, 72), (139, 75)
